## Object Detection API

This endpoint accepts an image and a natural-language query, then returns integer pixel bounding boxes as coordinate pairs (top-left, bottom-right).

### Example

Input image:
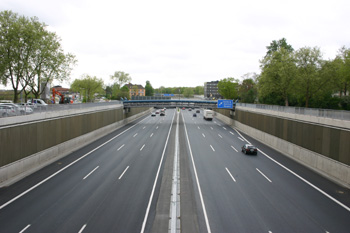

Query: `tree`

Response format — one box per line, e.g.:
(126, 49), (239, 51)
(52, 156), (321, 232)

(217, 78), (239, 99)
(110, 71), (131, 88)
(335, 46), (350, 96)
(259, 47), (297, 106)
(294, 47), (326, 107)
(265, 38), (294, 58)
(145, 80), (154, 96)
(183, 87), (194, 98)
(110, 71), (131, 99)
(71, 75), (104, 102)
(194, 86), (204, 95)
(238, 78), (257, 103)
(0, 10), (76, 103)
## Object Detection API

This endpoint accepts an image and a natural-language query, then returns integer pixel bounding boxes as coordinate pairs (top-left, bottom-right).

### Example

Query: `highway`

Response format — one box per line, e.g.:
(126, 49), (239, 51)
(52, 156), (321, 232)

(0, 108), (349, 233)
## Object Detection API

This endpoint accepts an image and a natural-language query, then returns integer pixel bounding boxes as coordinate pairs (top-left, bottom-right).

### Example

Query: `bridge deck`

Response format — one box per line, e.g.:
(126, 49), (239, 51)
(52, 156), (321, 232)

(123, 99), (219, 108)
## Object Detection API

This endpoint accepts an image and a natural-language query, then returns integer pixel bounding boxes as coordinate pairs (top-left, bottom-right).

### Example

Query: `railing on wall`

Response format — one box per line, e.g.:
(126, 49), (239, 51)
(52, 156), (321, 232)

(236, 103), (350, 121)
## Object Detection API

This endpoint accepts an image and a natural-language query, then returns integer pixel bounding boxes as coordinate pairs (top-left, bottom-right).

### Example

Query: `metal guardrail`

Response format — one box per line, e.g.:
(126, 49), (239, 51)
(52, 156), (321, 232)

(0, 101), (122, 119)
(236, 103), (350, 121)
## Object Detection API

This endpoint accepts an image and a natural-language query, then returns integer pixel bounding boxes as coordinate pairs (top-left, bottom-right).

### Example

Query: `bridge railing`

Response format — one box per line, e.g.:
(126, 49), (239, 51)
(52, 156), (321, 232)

(0, 101), (122, 119)
(236, 103), (350, 121)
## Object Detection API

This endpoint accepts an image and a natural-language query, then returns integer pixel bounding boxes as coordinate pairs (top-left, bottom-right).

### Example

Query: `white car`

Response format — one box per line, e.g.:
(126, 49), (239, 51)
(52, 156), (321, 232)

(27, 99), (48, 109)
(0, 105), (17, 117)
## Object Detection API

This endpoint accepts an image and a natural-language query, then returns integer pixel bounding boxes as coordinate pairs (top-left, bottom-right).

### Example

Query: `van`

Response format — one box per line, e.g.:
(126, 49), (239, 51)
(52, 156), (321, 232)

(28, 99), (48, 109)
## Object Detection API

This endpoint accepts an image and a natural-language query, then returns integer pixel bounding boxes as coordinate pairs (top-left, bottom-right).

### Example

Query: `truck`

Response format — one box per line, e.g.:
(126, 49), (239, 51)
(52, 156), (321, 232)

(203, 109), (214, 121)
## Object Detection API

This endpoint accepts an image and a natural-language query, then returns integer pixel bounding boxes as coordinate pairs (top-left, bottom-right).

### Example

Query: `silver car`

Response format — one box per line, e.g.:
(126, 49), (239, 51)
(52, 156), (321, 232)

(0, 105), (17, 117)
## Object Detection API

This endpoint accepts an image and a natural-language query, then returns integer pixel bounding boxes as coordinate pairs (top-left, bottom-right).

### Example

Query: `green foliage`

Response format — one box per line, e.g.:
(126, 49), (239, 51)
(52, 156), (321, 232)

(238, 79), (257, 103)
(259, 47), (297, 106)
(71, 75), (104, 102)
(109, 71), (131, 99)
(145, 80), (154, 96)
(0, 10), (76, 103)
(183, 87), (194, 98)
(294, 47), (326, 107)
(218, 77), (239, 99)
(265, 38), (294, 58)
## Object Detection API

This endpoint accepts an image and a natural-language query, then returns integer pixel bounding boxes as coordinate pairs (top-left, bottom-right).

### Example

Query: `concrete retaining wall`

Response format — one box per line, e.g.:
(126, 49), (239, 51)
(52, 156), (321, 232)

(214, 109), (350, 188)
(0, 107), (152, 187)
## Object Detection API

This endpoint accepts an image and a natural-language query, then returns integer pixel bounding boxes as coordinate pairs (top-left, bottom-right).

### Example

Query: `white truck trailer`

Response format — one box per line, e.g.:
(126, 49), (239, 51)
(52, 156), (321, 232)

(203, 109), (214, 120)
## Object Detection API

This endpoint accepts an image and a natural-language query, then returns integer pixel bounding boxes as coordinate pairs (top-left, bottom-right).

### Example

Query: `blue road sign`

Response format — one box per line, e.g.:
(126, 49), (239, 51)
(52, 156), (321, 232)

(217, 99), (233, 109)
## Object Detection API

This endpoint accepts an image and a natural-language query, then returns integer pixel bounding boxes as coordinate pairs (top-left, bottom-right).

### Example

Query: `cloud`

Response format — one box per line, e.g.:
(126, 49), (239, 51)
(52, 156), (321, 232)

(1, 0), (350, 89)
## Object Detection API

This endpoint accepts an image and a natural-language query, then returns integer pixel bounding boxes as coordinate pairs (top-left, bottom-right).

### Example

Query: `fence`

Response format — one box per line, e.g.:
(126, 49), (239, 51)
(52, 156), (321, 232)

(236, 103), (350, 121)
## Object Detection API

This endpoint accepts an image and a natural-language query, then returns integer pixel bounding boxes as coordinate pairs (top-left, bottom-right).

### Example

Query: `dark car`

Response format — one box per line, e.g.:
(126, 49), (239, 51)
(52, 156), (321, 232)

(160, 111), (165, 116)
(241, 144), (258, 155)
(193, 113), (197, 117)
(196, 110), (200, 113)
(151, 112), (156, 117)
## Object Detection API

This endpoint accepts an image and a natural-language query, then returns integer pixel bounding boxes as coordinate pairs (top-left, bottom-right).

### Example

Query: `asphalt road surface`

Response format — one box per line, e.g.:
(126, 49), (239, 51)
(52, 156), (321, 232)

(0, 108), (349, 233)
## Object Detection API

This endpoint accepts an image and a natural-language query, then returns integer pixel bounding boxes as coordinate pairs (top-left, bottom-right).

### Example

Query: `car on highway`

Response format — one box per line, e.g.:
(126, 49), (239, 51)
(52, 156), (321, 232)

(241, 144), (258, 155)
(182, 107), (185, 110)
(151, 112), (156, 117)
(188, 108), (192, 111)
(160, 111), (165, 116)
(196, 109), (200, 113)
(155, 110), (160, 114)
(193, 113), (197, 117)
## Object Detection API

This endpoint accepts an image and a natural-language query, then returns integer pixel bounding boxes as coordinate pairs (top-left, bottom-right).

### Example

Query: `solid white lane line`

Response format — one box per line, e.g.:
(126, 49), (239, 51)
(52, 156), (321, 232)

(225, 168), (236, 182)
(256, 168), (272, 183)
(218, 134), (223, 138)
(150, 133), (154, 137)
(230, 131), (234, 135)
(83, 166), (99, 180)
(141, 110), (176, 233)
(117, 144), (125, 151)
(182, 113), (212, 233)
(202, 133), (206, 138)
(140, 144), (145, 151)
(78, 224), (87, 233)
(234, 128), (350, 212)
(238, 137), (244, 141)
(0, 116), (149, 210)
(210, 145), (215, 152)
(19, 224), (31, 233)
(231, 146), (238, 152)
(133, 133), (138, 137)
(118, 166), (129, 180)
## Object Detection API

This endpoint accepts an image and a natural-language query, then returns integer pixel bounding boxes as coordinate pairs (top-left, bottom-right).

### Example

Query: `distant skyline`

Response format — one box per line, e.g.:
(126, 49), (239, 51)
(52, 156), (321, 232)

(1, 0), (350, 89)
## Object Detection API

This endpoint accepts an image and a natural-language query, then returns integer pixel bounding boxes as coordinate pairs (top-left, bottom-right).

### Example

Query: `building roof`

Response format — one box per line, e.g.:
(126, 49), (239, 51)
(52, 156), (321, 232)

(124, 83), (145, 89)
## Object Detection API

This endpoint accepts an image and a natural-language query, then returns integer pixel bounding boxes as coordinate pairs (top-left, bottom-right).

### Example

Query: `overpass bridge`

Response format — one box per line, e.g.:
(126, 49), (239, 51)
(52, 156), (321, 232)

(122, 99), (227, 109)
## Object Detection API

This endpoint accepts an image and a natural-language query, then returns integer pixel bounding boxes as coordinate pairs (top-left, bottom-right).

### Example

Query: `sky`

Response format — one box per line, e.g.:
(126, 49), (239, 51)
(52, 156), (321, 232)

(1, 0), (350, 89)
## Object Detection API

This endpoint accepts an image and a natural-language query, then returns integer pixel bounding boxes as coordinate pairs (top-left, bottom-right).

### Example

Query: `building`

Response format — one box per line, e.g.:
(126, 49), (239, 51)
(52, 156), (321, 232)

(124, 83), (145, 97)
(204, 81), (222, 99)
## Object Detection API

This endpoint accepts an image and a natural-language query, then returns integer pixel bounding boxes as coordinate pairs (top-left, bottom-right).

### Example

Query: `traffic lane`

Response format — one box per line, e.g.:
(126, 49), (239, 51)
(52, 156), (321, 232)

(230, 127), (350, 231)
(0, 114), (150, 205)
(0, 120), (152, 232)
(183, 114), (341, 232)
(203, 117), (350, 232)
(0, 110), (175, 231)
(183, 114), (284, 232)
(210, 116), (350, 211)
